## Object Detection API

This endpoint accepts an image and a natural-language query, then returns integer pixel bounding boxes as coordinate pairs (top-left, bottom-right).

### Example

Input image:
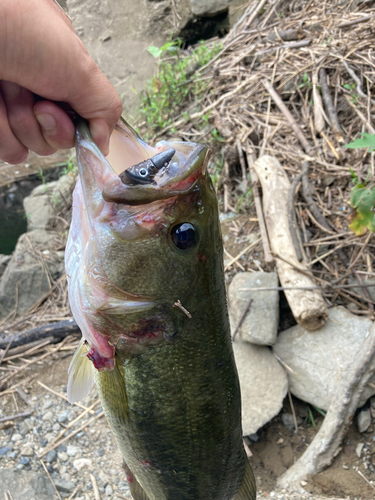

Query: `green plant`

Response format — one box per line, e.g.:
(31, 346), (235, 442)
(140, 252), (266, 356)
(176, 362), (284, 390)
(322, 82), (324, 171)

(61, 156), (78, 176)
(345, 134), (375, 235)
(235, 186), (252, 212)
(140, 39), (222, 136)
(37, 166), (46, 184)
(298, 72), (312, 89)
(349, 183), (375, 235)
(342, 82), (359, 105)
(345, 133), (375, 152)
(306, 405), (325, 429)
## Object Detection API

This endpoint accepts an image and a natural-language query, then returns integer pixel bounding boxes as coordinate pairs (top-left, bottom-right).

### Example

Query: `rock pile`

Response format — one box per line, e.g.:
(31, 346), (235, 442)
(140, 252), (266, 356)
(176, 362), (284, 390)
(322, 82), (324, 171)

(229, 273), (375, 437)
(0, 172), (76, 322)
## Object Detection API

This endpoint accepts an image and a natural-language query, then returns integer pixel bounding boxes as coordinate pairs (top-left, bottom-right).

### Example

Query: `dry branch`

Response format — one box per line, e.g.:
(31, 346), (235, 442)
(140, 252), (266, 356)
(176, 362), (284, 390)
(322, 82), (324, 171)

(262, 79), (312, 153)
(254, 156), (328, 331)
(0, 318), (79, 349)
(319, 68), (344, 143)
(278, 319), (375, 488)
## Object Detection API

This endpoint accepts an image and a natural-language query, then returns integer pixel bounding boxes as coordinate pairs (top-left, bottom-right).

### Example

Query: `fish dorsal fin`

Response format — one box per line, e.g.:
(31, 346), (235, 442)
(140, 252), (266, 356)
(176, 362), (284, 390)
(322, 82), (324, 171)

(67, 339), (94, 403)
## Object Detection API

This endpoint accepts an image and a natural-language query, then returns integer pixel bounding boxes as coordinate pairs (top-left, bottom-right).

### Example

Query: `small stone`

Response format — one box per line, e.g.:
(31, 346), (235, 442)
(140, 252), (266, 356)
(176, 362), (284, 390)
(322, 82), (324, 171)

(67, 445), (78, 457)
(19, 457), (30, 465)
(8, 451), (17, 459)
(73, 458), (92, 471)
(46, 450), (58, 463)
(67, 409), (77, 422)
(58, 451), (69, 462)
(42, 411), (54, 421)
(300, 480), (308, 486)
(99, 470), (109, 483)
(58, 444), (67, 452)
(11, 433), (22, 442)
(356, 443), (364, 458)
(21, 445), (34, 456)
(53, 423), (61, 432)
(342, 464), (349, 469)
(281, 412), (302, 431)
(53, 478), (76, 492)
(358, 410), (372, 433)
(57, 410), (69, 423)
(105, 484), (113, 496)
(248, 434), (259, 442)
(98, 449), (104, 457)
(0, 447), (10, 456)
(42, 400), (53, 411)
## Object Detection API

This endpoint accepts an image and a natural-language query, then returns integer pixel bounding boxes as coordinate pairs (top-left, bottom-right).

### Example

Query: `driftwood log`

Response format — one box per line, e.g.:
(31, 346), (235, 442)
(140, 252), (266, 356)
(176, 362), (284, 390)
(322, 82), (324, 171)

(253, 156), (328, 331)
(0, 318), (80, 349)
(278, 319), (375, 488)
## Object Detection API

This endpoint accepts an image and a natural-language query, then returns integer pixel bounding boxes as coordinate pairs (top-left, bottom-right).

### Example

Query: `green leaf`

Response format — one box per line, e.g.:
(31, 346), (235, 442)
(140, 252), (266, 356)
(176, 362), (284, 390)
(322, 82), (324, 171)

(147, 46), (163, 58)
(349, 185), (375, 235)
(344, 133), (375, 152)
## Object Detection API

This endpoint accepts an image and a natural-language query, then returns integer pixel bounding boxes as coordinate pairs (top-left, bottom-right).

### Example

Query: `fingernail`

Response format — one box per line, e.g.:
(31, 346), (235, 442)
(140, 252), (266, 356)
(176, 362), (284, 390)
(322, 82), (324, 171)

(35, 113), (56, 133)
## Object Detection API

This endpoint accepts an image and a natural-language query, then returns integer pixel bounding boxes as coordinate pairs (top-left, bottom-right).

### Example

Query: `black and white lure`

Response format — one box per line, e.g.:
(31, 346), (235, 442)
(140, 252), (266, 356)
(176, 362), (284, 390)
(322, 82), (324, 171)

(120, 148), (176, 185)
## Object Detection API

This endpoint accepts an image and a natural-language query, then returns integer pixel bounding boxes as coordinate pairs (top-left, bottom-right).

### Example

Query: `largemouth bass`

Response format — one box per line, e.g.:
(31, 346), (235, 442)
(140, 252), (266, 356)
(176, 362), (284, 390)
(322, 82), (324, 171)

(65, 118), (256, 500)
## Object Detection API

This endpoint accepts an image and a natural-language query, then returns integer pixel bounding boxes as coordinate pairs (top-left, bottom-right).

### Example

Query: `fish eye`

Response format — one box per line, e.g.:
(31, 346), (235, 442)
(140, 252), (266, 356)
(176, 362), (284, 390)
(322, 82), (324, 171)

(171, 223), (198, 250)
(139, 168), (148, 176)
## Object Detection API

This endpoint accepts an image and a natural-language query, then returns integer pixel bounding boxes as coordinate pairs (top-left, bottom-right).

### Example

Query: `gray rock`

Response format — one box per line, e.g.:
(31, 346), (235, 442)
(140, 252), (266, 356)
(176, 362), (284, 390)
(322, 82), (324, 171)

(358, 409), (372, 433)
(42, 411), (54, 421)
(23, 173), (76, 232)
(0, 254), (11, 277)
(0, 230), (64, 321)
(274, 306), (375, 411)
(11, 433), (22, 442)
(23, 188), (53, 231)
(67, 445), (78, 457)
(58, 451), (69, 462)
(190, 0), (233, 16)
(105, 484), (113, 496)
(46, 450), (58, 464)
(21, 445), (34, 456)
(53, 478), (76, 492)
(229, 272), (279, 345)
(356, 442), (364, 458)
(233, 339), (288, 435)
(0, 469), (55, 499)
(57, 410), (69, 423)
(281, 412), (302, 431)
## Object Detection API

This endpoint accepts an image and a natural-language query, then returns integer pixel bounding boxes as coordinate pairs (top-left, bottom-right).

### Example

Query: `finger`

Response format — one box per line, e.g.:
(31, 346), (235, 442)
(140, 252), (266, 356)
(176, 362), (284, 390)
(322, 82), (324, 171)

(1, 81), (56, 157)
(0, 88), (28, 164)
(34, 100), (75, 150)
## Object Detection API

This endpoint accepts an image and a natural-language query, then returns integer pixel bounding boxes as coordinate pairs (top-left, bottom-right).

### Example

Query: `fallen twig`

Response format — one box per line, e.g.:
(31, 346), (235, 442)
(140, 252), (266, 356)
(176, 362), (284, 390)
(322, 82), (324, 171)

(319, 68), (344, 142)
(232, 298), (253, 340)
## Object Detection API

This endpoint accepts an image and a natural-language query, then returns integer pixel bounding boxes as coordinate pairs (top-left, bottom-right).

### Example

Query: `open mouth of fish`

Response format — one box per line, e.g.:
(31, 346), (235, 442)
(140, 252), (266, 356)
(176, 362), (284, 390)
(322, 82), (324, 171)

(76, 118), (211, 205)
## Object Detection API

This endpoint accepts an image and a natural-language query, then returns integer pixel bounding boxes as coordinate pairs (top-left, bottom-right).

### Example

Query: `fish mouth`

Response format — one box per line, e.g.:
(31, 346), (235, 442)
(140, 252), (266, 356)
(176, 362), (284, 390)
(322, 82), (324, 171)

(76, 118), (211, 206)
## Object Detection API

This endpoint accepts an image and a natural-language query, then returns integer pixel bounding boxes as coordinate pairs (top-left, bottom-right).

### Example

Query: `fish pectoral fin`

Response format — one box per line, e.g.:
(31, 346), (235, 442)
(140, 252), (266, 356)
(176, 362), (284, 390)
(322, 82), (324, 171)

(67, 339), (94, 403)
(233, 458), (256, 500)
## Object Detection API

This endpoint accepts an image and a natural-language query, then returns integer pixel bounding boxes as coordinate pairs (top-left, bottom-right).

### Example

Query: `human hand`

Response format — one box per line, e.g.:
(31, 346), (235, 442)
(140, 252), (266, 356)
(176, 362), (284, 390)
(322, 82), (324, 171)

(0, 0), (123, 164)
